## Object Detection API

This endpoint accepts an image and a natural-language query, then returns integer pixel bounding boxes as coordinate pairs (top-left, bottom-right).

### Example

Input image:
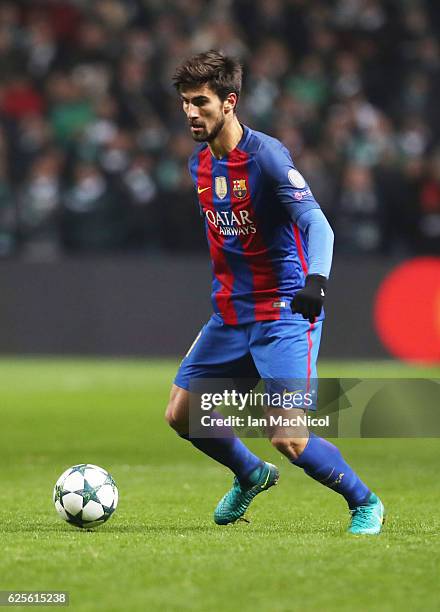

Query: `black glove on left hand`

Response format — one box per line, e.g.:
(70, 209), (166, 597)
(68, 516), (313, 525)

(291, 274), (327, 323)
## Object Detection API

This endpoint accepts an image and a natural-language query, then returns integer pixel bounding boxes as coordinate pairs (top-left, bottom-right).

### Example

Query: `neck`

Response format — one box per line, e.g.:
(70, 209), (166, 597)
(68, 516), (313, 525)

(208, 115), (243, 159)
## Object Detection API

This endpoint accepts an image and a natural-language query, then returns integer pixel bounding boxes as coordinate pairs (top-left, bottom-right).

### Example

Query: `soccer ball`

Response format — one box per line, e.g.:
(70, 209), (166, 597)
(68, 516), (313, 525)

(53, 464), (118, 529)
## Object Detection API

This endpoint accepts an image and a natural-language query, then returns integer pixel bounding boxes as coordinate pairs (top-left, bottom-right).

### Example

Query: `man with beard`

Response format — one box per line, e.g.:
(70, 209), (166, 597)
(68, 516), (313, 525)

(165, 50), (384, 535)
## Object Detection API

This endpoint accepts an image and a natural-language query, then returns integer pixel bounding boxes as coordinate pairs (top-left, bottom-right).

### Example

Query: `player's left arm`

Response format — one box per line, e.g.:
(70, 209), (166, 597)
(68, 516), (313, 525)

(256, 141), (334, 322)
(292, 208), (334, 322)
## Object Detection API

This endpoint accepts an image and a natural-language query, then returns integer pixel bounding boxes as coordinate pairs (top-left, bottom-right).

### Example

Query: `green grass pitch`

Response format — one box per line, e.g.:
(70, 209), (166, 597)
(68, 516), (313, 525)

(0, 359), (439, 611)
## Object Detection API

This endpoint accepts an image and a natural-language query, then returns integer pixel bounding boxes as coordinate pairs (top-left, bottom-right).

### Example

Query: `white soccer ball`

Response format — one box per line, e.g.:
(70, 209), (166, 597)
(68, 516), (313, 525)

(53, 464), (118, 529)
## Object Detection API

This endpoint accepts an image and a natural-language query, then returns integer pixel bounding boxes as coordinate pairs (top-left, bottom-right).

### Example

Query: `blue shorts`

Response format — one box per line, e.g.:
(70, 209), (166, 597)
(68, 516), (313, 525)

(174, 314), (322, 409)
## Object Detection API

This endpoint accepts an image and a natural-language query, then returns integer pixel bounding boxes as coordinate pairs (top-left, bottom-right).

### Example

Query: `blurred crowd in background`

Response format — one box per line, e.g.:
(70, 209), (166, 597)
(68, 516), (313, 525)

(0, 0), (438, 259)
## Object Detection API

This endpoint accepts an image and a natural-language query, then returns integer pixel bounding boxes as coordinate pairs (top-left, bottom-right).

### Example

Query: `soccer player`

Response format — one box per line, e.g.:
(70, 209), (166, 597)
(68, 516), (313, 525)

(165, 50), (384, 535)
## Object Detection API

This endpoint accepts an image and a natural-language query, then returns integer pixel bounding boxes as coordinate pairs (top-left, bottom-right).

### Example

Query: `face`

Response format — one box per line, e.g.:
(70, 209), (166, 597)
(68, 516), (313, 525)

(180, 84), (234, 143)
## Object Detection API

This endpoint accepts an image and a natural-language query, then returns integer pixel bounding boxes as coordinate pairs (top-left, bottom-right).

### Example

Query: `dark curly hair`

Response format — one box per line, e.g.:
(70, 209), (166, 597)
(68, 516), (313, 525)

(172, 50), (242, 105)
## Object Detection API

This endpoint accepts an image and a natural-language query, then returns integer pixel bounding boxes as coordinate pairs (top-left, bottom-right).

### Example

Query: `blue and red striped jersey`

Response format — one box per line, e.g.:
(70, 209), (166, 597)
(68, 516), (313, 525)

(188, 124), (321, 325)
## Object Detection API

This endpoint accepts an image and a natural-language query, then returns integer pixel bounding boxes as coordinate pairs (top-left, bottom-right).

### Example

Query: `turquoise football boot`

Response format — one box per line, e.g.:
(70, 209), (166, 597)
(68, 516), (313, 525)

(348, 493), (385, 535)
(214, 462), (279, 525)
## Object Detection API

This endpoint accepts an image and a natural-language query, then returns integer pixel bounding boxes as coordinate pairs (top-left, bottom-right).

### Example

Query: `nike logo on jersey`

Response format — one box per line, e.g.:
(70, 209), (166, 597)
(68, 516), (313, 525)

(197, 186), (211, 194)
(321, 288), (325, 297)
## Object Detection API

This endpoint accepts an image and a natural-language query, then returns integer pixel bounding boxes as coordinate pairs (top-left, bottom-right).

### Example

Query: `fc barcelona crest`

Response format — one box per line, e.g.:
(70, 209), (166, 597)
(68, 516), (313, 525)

(233, 179), (247, 199)
(215, 176), (228, 200)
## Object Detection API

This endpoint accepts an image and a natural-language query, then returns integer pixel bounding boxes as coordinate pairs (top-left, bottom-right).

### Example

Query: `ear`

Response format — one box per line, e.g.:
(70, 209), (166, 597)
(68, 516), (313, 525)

(223, 92), (238, 113)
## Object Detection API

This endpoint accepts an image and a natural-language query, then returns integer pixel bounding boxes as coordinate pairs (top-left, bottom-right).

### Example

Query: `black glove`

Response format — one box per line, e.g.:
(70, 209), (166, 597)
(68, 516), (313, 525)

(291, 274), (327, 323)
